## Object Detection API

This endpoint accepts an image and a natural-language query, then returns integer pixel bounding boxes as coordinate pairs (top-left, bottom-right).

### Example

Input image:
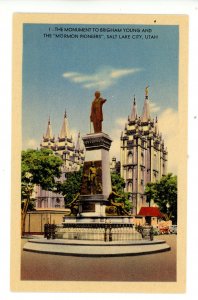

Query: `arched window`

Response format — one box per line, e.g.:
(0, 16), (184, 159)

(128, 167), (132, 178)
(141, 151), (144, 165)
(154, 153), (157, 170)
(128, 182), (132, 192)
(128, 152), (133, 164)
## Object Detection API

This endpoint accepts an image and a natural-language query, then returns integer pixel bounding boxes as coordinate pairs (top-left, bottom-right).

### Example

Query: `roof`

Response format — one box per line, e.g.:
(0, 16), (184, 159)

(44, 117), (53, 139)
(34, 208), (70, 213)
(137, 207), (164, 218)
(59, 111), (70, 139)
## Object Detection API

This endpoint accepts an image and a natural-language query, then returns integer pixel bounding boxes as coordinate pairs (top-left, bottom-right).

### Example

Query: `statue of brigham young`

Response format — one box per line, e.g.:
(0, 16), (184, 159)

(90, 91), (107, 133)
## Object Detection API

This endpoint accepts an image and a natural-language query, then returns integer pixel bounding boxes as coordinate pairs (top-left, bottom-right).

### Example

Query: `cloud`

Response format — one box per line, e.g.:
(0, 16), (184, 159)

(62, 66), (142, 90)
(109, 107), (178, 175)
(115, 117), (127, 127)
(111, 69), (140, 78)
(109, 117), (127, 160)
(24, 139), (39, 149)
(70, 128), (78, 140)
(150, 102), (160, 113)
(157, 108), (178, 174)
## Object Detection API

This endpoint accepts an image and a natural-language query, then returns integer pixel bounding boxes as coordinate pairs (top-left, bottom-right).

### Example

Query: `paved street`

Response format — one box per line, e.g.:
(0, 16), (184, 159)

(21, 235), (176, 282)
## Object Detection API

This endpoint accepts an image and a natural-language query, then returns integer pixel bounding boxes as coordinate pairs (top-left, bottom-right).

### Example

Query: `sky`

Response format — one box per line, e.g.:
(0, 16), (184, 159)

(22, 23), (179, 174)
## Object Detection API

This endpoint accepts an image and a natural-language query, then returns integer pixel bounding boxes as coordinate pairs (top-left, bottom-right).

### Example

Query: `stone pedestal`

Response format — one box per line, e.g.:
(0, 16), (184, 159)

(78, 132), (112, 217)
(78, 194), (107, 217)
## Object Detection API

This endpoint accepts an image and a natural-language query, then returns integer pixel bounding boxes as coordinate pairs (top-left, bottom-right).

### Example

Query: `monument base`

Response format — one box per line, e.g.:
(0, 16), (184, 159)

(23, 238), (171, 256)
(63, 215), (134, 224)
(82, 132), (112, 198)
(78, 194), (108, 217)
(58, 215), (141, 241)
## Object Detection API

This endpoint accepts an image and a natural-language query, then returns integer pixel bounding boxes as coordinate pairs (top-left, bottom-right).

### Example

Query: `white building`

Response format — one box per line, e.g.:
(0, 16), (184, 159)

(35, 111), (85, 210)
(120, 88), (168, 215)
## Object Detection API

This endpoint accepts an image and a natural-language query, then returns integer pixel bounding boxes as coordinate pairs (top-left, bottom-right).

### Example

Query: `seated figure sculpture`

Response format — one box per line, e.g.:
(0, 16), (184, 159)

(107, 188), (130, 216)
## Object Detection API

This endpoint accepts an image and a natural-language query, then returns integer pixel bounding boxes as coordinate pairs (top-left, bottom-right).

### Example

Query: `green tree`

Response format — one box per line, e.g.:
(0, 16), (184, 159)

(111, 172), (132, 212)
(145, 173), (177, 223)
(111, 172), (125, 193)
(56, 168), (83, 205)
(57, 170), (132, 213)
(145, 182), (156, 207)
(21, 148), (63, 236)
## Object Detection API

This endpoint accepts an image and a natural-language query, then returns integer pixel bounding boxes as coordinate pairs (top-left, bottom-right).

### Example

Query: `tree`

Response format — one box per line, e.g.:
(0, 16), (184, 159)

(145, 182), (156, 207)
(145, 173), (177, 223)
(21, 148), (63, 236)
(111, 172), (132, 212)
(56, 170), (131, 213)
(111, 172), (125, 193)
(56, 168), (83, 205)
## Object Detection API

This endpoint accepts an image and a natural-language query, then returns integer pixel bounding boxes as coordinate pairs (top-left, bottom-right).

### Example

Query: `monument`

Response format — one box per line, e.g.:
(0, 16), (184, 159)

(63, 91), (130, 223)
(23, 91), (171, 255)
(79, 95), (112, 218)
(55, 91), (135, 240)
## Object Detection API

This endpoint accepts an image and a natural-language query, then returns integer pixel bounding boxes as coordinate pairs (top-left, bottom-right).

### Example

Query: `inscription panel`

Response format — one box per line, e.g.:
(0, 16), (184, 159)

(82, 202), (95, 212)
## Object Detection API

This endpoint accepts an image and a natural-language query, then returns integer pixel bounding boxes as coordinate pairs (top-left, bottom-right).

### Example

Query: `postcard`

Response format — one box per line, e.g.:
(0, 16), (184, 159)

(11, 13), (188, 293)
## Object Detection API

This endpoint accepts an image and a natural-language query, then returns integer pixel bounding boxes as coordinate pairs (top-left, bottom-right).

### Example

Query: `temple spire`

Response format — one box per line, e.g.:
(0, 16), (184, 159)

(64, 109), (67, 118)
(75, 132), (81, 151)
(145, 85), (149, 99)
(59, 110), (70, 138)
(141, 86), (151, 122)
(154, 116), (159, 134)
(130, 95), (138, 121)
(44, 116), (53, 139)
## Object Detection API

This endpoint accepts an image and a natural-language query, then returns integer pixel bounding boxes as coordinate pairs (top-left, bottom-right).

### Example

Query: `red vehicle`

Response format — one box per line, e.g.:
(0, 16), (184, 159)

(159, 226), (170, 234)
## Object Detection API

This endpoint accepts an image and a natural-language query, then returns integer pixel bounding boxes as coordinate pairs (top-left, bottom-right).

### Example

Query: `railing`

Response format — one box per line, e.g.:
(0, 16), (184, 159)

(55, 223), (142, 241)
(136, 225), (154, 241)
(44, 223), (155, 241)
(44, 223), (56, 240)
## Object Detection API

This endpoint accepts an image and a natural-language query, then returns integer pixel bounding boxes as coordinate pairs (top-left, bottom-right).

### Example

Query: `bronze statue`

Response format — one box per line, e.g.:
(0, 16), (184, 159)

(65, 193), (80, 216)
(89, 162), (97, 194)
(107, 190), (130, 216)
(90, 91), (106, 133)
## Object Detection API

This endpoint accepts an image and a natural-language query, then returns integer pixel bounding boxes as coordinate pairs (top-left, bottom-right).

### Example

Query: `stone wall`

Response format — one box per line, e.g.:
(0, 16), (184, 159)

(24, 211), (68, 234)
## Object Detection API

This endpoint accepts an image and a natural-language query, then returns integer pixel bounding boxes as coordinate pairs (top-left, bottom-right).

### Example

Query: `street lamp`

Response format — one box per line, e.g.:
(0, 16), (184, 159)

(166, 202), (170, 220)
(166, 202), (170, 212)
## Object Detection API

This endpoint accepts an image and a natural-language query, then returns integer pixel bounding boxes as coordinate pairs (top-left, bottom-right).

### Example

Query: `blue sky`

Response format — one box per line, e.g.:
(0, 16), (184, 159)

(22, 23), (179, 173)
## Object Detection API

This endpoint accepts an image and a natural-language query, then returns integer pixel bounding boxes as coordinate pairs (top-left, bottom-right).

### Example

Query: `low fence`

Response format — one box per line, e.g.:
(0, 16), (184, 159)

(44, 223), (56, 239)
(44, 223), (145, 241)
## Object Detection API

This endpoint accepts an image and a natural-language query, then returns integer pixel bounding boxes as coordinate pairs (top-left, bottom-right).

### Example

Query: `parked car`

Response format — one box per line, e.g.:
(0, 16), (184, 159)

(159, 226), (170, 234)
(169, 225), (177, 234)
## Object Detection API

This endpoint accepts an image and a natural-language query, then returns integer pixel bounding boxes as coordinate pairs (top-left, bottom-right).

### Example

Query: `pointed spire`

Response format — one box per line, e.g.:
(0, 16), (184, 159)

(145, 85), (149, 99)
(59, 110), (70, 139)
(141, 86), (151, 122)
(130, 95), (138, 121)
(154, 116), (159, 134)
(75, 132), (81, 151)
(44, 116), (53, 139)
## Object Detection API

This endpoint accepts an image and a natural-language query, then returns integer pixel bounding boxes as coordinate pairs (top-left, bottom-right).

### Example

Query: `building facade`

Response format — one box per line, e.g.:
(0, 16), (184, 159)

(120, 88), (168, 215)
(35, 111), (85, 210)
(40, 111), (85, 173)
